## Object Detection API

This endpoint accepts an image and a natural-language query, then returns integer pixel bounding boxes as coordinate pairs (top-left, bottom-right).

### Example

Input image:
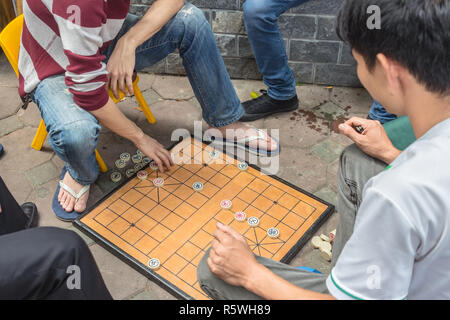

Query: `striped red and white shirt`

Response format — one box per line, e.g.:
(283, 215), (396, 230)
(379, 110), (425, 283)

(18, 0), (130, 111)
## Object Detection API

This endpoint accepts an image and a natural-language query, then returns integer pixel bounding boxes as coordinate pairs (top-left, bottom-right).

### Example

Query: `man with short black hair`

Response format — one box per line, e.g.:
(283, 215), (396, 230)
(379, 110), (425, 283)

(197, 0), (450, 300)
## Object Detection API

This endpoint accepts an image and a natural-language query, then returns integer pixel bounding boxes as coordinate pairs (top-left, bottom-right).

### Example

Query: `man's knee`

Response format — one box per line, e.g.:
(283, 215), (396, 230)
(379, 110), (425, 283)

(39, 227), (87, 253)
(196, 249), (227, 299)
(338, 144), (386, 191)
(50, 119), (100, 156)
(177, 3), (208, 32)
(11, 227), (88, 264)
(197, 248), (213, 285)
(340, 144), (366, 169)
(339, 144), (366, 183)
(243, 0), (273, 23)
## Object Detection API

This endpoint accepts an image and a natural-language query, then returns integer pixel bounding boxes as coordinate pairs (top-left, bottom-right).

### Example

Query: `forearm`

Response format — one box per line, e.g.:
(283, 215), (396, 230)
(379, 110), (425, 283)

(244, 263), (335, 300)
(121, 0), (184, 49)
(90, 98), (144, 145)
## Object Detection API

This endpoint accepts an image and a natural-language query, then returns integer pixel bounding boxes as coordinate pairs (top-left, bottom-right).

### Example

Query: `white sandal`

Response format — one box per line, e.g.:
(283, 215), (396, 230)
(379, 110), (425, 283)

(59, 180), (90, 205)
(205, 127), (280, 156)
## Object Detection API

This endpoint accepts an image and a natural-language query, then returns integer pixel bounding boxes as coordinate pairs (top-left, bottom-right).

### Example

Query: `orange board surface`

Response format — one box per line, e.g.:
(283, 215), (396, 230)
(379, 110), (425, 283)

(76, 137), (333, 299)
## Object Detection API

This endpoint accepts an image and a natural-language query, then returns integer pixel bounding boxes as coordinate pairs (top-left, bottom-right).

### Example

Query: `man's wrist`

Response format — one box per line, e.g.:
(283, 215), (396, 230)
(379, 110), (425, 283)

(380, 146), (401, 164)
(120, 34), (139, 51)
(130, 127), (146, 147)
(242, 261), (267, 293)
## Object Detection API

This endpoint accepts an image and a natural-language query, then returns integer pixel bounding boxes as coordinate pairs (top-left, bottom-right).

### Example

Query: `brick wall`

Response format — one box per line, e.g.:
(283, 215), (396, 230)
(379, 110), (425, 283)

(130, 0), (360, 87)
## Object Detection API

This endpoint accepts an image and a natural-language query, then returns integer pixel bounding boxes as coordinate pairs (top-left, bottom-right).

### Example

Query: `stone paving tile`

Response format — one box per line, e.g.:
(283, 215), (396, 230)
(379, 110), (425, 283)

(290, 211), (339, 274)
(88, 244), (148, 300)
(264, 110), (328, 148)
(135, 88), (164, 106)
(0, 86), (22, 119)
(0, 127), (53, 171)
(146, 280), (178, 300)
(0, 54), (18, 88)
(17, 103), (41, 128)
(137, 99), (203, 146)
(128, 289), (153, 300)
(312, 139), (346, 164)
(25, 161), (60, 187)
(312, 101), (346, 121)
(1, 169), (34, 204)
(0, 115), (24, 137)
(314, 186), (338, 206)
(117, 98), (144, 123)
(330, 87), (373, 114)
(277, 147), (328, 194)
(151, 75), (195, 100)
(129, 281), (177, 300)
(188, 96), (201, 110)
(26, 179), (71, 229)
(136, 72), (157, 92)
(231, 79), (266, 102)
(329, 131), (354, 147)
(51, 154), (65, 171)
(296, 85), (331, 109)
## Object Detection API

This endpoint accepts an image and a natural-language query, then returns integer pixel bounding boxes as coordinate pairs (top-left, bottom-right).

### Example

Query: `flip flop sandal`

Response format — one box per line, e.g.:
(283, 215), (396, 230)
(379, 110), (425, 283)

(205, 128), (280, 157)
(52, 167), (90, 221)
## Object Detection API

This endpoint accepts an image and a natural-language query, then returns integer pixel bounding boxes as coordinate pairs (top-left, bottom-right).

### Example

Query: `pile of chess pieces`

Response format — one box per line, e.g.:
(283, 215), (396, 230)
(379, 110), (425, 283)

(311, 229), (336, 262)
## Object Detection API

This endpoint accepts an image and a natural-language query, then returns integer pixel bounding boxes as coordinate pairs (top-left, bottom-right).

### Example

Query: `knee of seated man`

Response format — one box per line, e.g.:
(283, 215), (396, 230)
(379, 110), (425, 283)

(243, 0), (272, 23)
(51, 119), (100, 156)
(28, 227), (87, 258)
(177, 3), (208, 31)
(339, 144), (375, 180)
(196, 248), (216, 285)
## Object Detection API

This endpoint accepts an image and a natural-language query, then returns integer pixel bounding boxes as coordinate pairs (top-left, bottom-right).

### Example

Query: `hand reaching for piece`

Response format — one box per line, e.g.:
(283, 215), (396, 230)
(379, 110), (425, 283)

(339, 117), (401, 164)
(134, 134), (174, 172)
(207, 222), (259, 288)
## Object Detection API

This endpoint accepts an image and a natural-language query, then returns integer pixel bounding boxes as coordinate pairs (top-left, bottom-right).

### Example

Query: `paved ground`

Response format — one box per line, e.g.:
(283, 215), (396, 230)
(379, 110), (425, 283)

(0, 53), (373, 300)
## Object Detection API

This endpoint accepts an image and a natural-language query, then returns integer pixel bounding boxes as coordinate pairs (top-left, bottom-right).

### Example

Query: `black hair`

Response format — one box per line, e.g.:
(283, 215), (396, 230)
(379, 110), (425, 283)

(337, 0), (450, 95)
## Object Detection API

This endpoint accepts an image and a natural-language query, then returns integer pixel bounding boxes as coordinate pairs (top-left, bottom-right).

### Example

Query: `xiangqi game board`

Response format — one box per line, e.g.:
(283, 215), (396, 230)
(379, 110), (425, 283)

(75, 137), (334, 299)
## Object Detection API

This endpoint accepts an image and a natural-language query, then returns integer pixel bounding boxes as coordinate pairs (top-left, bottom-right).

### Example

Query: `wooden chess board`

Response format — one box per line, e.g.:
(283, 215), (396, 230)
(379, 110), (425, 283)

(75, 137), (334, 299)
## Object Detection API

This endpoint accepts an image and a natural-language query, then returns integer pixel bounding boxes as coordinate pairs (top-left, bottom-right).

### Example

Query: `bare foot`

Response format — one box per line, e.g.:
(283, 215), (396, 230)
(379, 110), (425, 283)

(214, 122), (278, 152)
(58, 172), (90, 213)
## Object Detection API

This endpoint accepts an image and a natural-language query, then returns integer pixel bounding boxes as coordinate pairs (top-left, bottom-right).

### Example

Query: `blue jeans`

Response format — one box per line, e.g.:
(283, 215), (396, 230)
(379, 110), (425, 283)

(368, 100), (397, 124)
(243, 0), (310, 101)
(31, 3), (244, 185)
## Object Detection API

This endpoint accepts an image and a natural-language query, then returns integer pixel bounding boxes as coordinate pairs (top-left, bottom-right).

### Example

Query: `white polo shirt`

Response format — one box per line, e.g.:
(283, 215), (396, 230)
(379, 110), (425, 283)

(326, 117), (450, 300)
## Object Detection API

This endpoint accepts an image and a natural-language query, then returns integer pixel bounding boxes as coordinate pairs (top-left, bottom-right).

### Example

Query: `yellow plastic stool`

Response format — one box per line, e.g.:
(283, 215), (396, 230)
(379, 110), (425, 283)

(1, 15), (157, 174)
(109, 75), (157, 125)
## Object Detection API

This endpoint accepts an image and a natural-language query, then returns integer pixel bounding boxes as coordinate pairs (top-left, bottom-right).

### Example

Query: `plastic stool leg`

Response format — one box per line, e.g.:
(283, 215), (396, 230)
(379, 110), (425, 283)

(133, 77), (156, 125)
(31, 119), (48, 151)
(95, 149), (108, 173)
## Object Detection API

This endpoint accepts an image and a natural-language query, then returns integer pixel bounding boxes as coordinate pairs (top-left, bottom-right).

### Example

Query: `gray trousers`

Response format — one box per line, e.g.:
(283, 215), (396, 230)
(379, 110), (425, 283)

(196, 144), (387, 299)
